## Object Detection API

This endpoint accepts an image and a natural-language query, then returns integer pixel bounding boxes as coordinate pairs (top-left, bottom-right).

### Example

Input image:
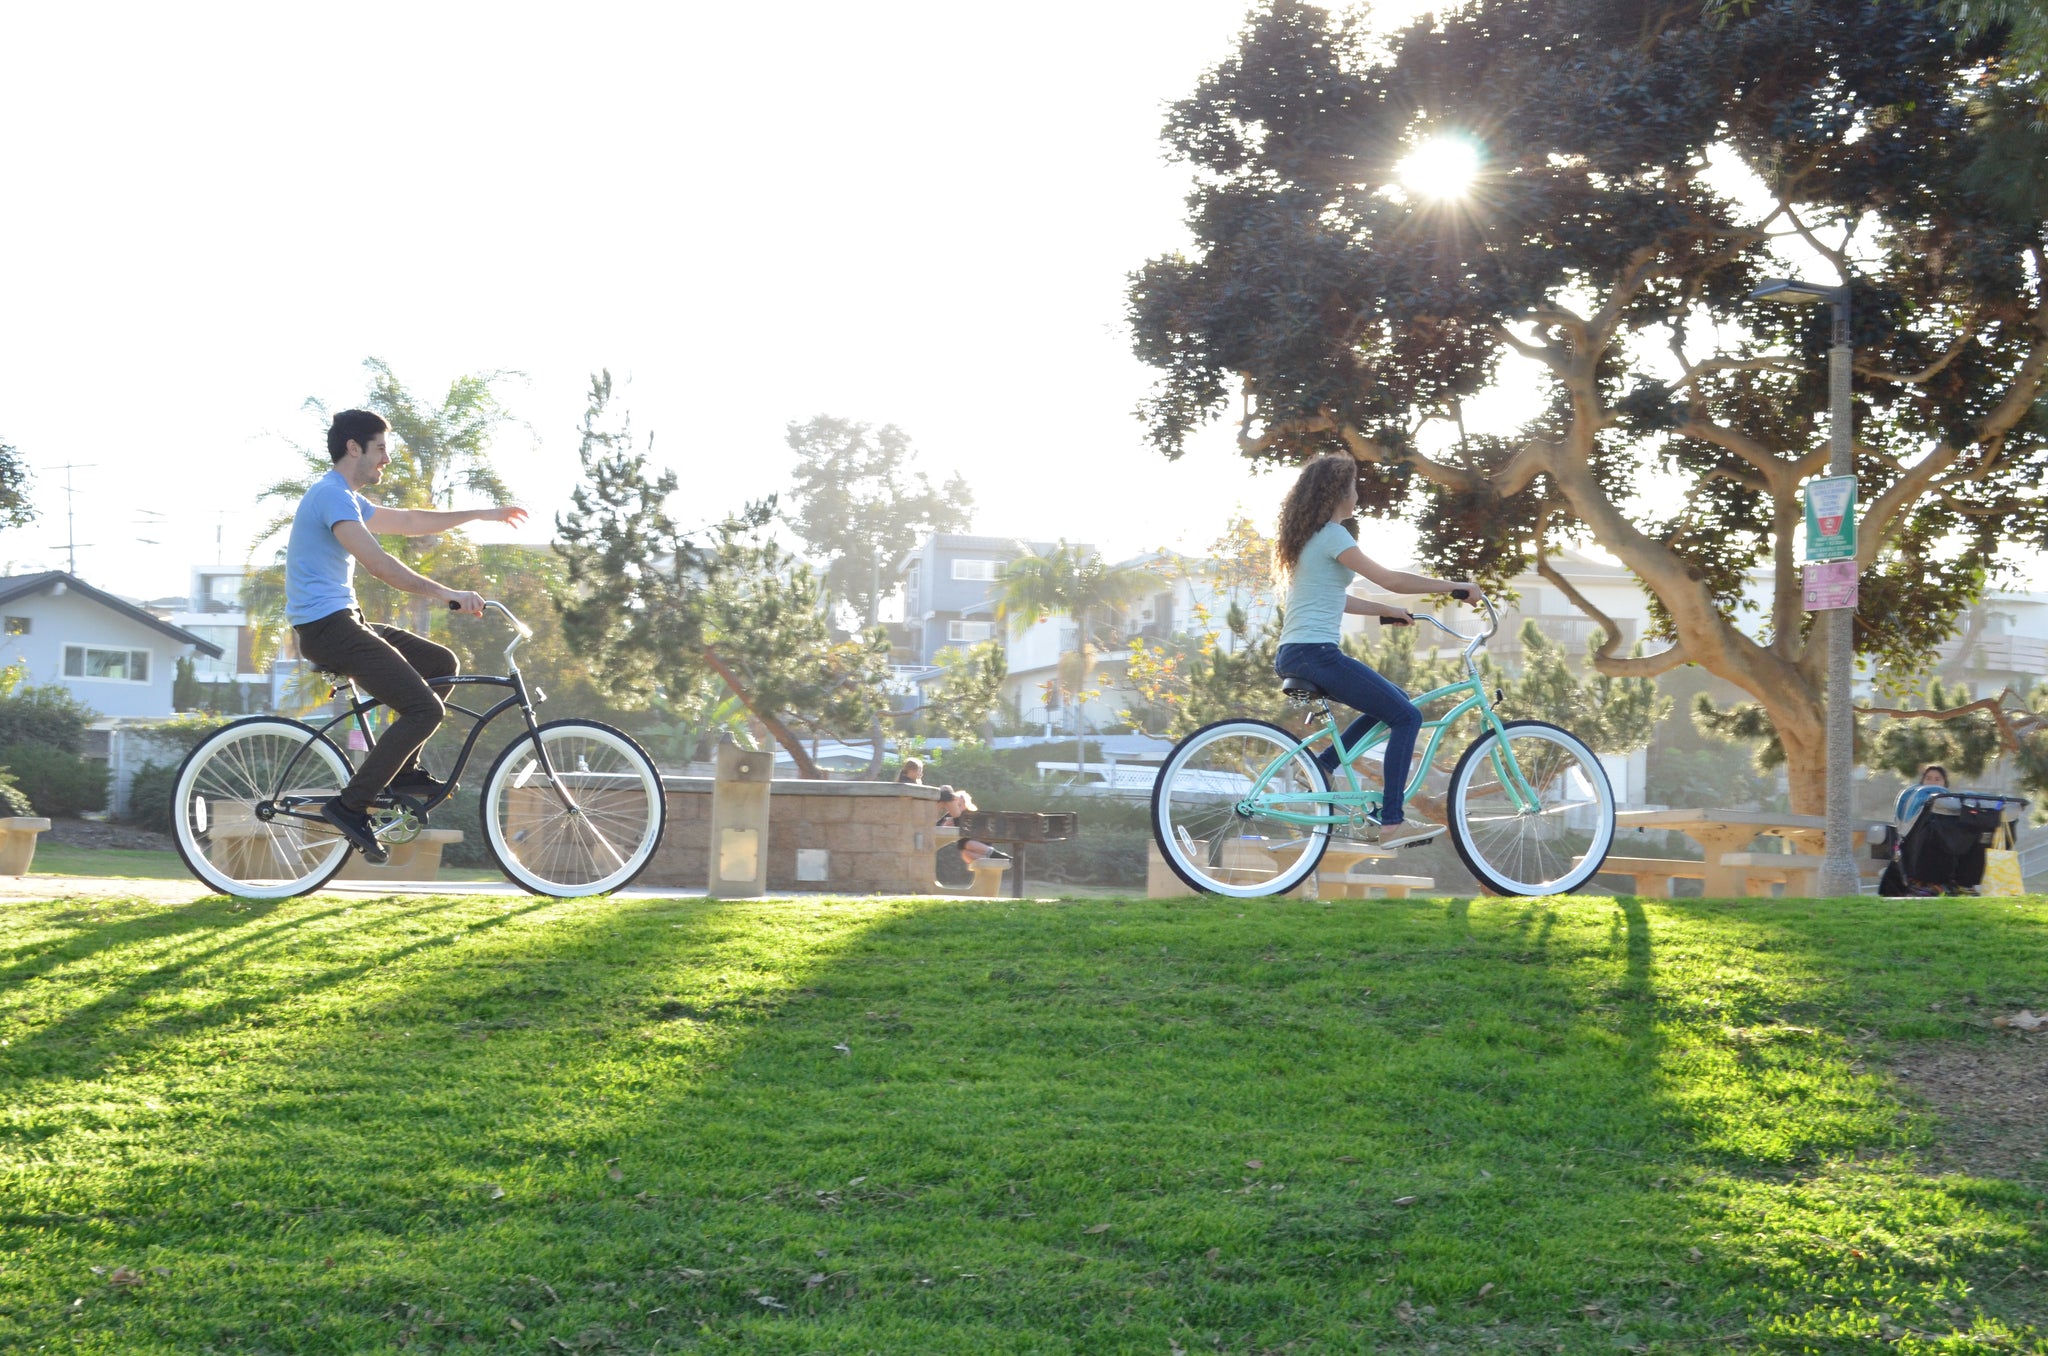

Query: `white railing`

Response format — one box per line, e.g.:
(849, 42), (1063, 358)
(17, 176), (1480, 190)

(2021, 832), (2048, 884)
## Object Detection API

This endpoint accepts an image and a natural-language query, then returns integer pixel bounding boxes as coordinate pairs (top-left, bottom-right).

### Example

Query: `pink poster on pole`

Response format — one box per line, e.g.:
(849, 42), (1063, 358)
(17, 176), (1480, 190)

(1803, 559), (1857, 611)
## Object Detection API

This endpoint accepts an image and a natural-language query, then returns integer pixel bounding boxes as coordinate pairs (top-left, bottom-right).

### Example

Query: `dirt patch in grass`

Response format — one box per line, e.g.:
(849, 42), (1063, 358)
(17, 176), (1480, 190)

(1893, 1035), (2048, 1182)
(44, 816), (175, 852)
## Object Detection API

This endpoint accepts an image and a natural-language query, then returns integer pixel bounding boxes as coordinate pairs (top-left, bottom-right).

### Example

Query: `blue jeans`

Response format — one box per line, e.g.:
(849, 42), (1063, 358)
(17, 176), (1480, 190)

(1275, 643), (1423, 824)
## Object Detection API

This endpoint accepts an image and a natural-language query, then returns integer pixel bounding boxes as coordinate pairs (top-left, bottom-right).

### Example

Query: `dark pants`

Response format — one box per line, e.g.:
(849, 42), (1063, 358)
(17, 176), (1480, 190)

(294, 609), (458, 810)
(1274, 642), (1422, 824)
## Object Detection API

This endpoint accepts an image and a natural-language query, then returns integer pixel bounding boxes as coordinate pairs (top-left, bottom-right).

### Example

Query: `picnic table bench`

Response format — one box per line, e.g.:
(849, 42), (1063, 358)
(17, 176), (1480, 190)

(1609, 809), (1878, 897)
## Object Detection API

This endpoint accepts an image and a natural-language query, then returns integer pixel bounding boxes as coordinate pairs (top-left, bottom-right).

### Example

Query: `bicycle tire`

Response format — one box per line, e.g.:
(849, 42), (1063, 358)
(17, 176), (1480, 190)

(1152, 718), (1332, 897)
(171, 716), (357, 899)
(481, 719), (665, 897)
(1445, 719), (1613, 896)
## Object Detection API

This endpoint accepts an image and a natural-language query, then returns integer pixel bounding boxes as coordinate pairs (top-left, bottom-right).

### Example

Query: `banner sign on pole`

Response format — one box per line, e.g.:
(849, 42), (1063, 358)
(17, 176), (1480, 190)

(1804, 476), (1857, 561)
(1804, 559), (1858, 611)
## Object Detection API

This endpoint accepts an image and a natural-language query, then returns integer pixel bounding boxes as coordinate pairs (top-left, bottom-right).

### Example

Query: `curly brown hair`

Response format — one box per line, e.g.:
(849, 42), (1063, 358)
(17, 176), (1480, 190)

(1272, 455), (1359, 582)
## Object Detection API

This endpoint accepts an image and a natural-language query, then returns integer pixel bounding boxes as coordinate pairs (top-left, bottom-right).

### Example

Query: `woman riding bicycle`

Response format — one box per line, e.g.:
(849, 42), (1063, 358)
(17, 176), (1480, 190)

(1272, 455), (1483, 849)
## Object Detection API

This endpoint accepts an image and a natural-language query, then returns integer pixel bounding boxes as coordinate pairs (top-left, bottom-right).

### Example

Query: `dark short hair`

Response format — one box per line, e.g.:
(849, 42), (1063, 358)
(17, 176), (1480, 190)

(936, 785), (957, 801)
(1923, 764), (1949, 784)
(328, 409), (390, 462)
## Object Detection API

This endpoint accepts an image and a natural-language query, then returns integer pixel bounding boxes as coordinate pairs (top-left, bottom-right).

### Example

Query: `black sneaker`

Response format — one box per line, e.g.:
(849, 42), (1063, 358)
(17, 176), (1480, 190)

(321, 799), (390, 864)
(387, 768), (454, 801)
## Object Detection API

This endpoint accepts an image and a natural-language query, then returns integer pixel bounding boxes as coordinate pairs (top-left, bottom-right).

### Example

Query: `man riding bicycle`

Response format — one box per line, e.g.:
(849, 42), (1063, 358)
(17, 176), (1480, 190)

(287, 408), (528, 861)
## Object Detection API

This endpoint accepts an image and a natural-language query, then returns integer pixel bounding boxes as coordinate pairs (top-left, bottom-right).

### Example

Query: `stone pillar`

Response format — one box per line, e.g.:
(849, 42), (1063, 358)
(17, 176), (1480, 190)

(709, 738), (771, 898)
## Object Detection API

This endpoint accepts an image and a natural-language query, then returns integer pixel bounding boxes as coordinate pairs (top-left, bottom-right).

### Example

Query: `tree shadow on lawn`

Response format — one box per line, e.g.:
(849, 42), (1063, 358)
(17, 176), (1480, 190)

(1, 894), (559, 1085)
(7, 893), (2047, 1354)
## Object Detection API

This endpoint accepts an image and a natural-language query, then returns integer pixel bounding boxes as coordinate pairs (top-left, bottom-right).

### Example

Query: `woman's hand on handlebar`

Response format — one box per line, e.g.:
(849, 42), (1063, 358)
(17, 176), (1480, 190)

(442, 589), (487, 618)
(1446, 580), (1485, 609)
(1376, 606), (1414, 626)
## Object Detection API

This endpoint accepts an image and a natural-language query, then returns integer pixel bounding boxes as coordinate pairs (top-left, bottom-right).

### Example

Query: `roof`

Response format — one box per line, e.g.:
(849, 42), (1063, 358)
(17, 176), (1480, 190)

(0, 572), (225, 657)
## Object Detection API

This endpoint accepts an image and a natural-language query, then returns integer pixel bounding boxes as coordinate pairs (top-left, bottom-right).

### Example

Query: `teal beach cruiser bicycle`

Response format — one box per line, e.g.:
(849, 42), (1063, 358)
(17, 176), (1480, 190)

(1151, 595), (1615, 897)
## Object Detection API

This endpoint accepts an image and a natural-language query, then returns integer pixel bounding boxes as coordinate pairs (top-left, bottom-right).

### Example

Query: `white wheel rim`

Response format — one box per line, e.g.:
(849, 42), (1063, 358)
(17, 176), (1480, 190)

(174, 721), (351, 899)
(486, 725), (661, 896)
(1451, 725), (1614, 895)
(1155, 722), (1328, 898)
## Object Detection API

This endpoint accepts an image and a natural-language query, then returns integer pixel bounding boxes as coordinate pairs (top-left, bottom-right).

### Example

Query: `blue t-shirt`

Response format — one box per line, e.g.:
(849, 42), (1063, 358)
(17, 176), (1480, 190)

(1278, 520), (1357, 646)
(286, 470), (375, 625)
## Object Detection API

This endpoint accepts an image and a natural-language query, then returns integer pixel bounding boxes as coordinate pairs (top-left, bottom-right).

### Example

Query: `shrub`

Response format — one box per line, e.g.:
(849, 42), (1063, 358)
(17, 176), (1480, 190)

(0, 743), (108, 817)
(0, 765), (30, 817)
(125, 760), (178, 834)
(0, 684), (97, 754)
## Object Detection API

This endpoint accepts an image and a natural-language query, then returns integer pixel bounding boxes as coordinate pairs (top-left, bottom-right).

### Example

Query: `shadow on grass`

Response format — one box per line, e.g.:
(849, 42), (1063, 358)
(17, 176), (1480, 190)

(5, 893), (2046, 1354)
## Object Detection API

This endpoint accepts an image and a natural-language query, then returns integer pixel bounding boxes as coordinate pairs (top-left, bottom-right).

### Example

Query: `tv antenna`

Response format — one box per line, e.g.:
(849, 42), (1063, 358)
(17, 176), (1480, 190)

(51, 462), (97, 575)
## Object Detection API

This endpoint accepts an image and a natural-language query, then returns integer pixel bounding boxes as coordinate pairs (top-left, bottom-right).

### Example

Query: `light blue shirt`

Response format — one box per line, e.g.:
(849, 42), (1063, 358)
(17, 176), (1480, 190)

(1278, 520), (1356, 646)
(286, 470), (375, 625)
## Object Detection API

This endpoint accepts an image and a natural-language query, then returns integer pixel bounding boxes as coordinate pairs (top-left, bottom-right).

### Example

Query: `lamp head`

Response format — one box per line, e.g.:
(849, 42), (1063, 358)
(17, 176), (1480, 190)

(1750, 277), (1836, 304)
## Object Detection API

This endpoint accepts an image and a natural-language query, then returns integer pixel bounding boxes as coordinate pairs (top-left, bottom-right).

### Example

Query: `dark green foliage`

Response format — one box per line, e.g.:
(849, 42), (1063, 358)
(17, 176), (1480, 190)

(782, 417), (972, 630)
(0, 438), (31, 532)
(1, 742), (106, 818)
(0, 683), (95, 754)
(0, 765), (29, 817)
(123, 761), (177, 834)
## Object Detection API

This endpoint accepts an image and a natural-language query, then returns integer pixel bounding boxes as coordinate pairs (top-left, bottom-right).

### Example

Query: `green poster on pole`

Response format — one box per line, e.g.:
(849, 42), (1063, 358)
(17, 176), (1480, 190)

(1804, 476), (1856, 562)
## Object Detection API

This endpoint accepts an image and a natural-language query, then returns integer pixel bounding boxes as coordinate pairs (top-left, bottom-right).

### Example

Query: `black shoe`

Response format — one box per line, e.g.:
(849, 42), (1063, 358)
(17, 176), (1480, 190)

(388, 768), (453, 801)
(986, 849), (1014, 861)
(322, 799), (390, 864)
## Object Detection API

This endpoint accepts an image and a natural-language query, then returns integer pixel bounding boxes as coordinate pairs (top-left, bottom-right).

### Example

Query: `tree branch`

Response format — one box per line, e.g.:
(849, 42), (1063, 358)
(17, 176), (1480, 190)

(1856, 689), (2048, 752)
(1533, 508), (1690, 679)
(1854, 324), (1977, 385)
(702, 645), (825, 779)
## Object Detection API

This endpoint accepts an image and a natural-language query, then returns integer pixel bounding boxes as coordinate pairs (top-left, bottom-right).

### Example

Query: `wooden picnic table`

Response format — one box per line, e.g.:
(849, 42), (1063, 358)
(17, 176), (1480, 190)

(1611, 808), (1873, 898)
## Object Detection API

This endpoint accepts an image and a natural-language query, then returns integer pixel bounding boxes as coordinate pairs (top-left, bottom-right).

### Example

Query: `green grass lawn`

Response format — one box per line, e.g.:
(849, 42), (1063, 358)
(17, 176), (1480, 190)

(2, 891), (2045, 1354)
(27, 844), (504, 884)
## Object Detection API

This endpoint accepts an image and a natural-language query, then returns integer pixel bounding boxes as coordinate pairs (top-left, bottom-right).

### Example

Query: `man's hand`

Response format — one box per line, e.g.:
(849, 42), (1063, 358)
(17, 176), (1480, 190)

(485, 505), (530, 529)
(444, 589), (487, 618)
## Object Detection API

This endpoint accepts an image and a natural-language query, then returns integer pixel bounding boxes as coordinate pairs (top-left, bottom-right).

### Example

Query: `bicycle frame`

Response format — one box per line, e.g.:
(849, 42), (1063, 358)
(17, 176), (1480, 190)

(260, 602), (578, 827)
(1243, 604), (1545, 829)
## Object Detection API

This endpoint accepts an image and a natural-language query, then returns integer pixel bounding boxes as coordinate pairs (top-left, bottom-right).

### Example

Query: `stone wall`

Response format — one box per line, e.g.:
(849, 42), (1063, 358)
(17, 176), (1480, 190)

(641, 777), (944, 894)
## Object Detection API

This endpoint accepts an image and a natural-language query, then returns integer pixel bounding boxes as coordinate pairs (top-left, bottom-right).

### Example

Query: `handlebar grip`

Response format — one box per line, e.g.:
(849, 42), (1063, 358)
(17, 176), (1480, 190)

(448, 599), (461, 609)
(1450, 588), (1472, 601)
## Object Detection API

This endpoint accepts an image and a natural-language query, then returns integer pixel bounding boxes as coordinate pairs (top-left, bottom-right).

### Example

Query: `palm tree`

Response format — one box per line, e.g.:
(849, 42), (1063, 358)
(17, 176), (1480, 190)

(996, 543), (1158, 769)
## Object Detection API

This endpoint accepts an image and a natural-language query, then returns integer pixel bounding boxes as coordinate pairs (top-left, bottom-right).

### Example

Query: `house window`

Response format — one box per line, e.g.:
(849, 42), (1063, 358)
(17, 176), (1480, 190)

(62, 644), (151, 683)
(2, 616), (27, 636)
(948, 620), (992, 643)
(951, 559), (1004, 582)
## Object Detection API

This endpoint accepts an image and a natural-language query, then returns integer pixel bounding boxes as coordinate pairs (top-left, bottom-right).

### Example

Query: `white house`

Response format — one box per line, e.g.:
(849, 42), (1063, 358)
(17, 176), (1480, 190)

(0, 571), (224, 719)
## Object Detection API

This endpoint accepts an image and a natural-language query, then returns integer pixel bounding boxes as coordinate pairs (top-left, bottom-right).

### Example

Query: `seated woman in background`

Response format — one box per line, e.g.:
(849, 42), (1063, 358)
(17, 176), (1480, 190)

(934, 785), (1010, 885)
(897, 758), (925, 785)
(1895, 764), (1950, 822)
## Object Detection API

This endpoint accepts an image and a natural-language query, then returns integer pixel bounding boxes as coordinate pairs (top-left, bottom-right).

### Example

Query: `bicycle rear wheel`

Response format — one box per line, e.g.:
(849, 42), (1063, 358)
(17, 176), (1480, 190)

(481, 719), (665, 897)
(1152, 719), (1332, 897)
(171, 717), (355, 899)
(1445, 719), (1613, 896)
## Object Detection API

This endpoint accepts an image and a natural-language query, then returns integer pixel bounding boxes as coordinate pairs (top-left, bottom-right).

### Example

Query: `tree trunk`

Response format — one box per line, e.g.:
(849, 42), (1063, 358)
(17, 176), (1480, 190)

(701, 646), (825, 779)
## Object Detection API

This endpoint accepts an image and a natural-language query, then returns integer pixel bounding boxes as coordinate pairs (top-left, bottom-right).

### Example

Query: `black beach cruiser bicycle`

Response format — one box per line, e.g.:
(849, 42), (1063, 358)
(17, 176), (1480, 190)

(170, 601), (665, 899)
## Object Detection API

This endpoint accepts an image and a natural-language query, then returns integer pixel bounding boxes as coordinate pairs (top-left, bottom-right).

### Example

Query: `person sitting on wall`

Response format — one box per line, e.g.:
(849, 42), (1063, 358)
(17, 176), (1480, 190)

(934, 784), (1010, 887)
(897, 758), (925, 785)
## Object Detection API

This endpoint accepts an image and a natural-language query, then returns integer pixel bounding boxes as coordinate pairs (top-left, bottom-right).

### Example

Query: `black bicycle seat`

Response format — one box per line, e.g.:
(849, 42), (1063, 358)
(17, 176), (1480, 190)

(1278, 675), (1329, 701)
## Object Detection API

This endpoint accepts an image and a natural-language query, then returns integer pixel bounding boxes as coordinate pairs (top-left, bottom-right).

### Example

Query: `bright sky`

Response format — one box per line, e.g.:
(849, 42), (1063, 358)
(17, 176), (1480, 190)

(0, 0), (1354, 600)
(3, 2), (2036, 600)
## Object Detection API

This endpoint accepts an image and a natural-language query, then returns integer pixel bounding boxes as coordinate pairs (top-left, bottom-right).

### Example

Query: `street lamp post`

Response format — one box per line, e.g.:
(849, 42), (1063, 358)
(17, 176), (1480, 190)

(1751, 277), (1860, 898)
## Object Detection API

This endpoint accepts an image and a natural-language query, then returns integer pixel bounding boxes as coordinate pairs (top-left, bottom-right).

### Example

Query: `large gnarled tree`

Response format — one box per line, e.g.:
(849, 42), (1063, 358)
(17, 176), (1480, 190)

(1129, 0), (2047, 812)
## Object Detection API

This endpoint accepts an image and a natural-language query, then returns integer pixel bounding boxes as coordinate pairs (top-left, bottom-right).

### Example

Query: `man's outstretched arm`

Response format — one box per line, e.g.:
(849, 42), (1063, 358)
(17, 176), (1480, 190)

(364, 504), (529, 536)
(333, 521), (487, 617)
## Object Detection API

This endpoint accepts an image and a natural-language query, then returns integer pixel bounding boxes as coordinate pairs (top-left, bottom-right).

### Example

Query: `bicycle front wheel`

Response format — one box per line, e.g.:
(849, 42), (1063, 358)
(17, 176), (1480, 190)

(171, 717), (355, 899)
(1152, 718), (1332, 897)
(482, 720), (665, 897)
(1446, 719), (1614, 896)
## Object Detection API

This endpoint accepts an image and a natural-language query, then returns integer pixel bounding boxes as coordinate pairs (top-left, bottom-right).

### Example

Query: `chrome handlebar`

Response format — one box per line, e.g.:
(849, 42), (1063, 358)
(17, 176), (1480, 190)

(445, 598), (532, 664)
(1394, 593), (1499, 668)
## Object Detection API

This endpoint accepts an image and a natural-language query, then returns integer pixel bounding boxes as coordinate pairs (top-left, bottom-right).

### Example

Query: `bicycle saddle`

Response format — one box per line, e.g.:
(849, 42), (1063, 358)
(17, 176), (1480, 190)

(1278, 675), (1329, 701)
